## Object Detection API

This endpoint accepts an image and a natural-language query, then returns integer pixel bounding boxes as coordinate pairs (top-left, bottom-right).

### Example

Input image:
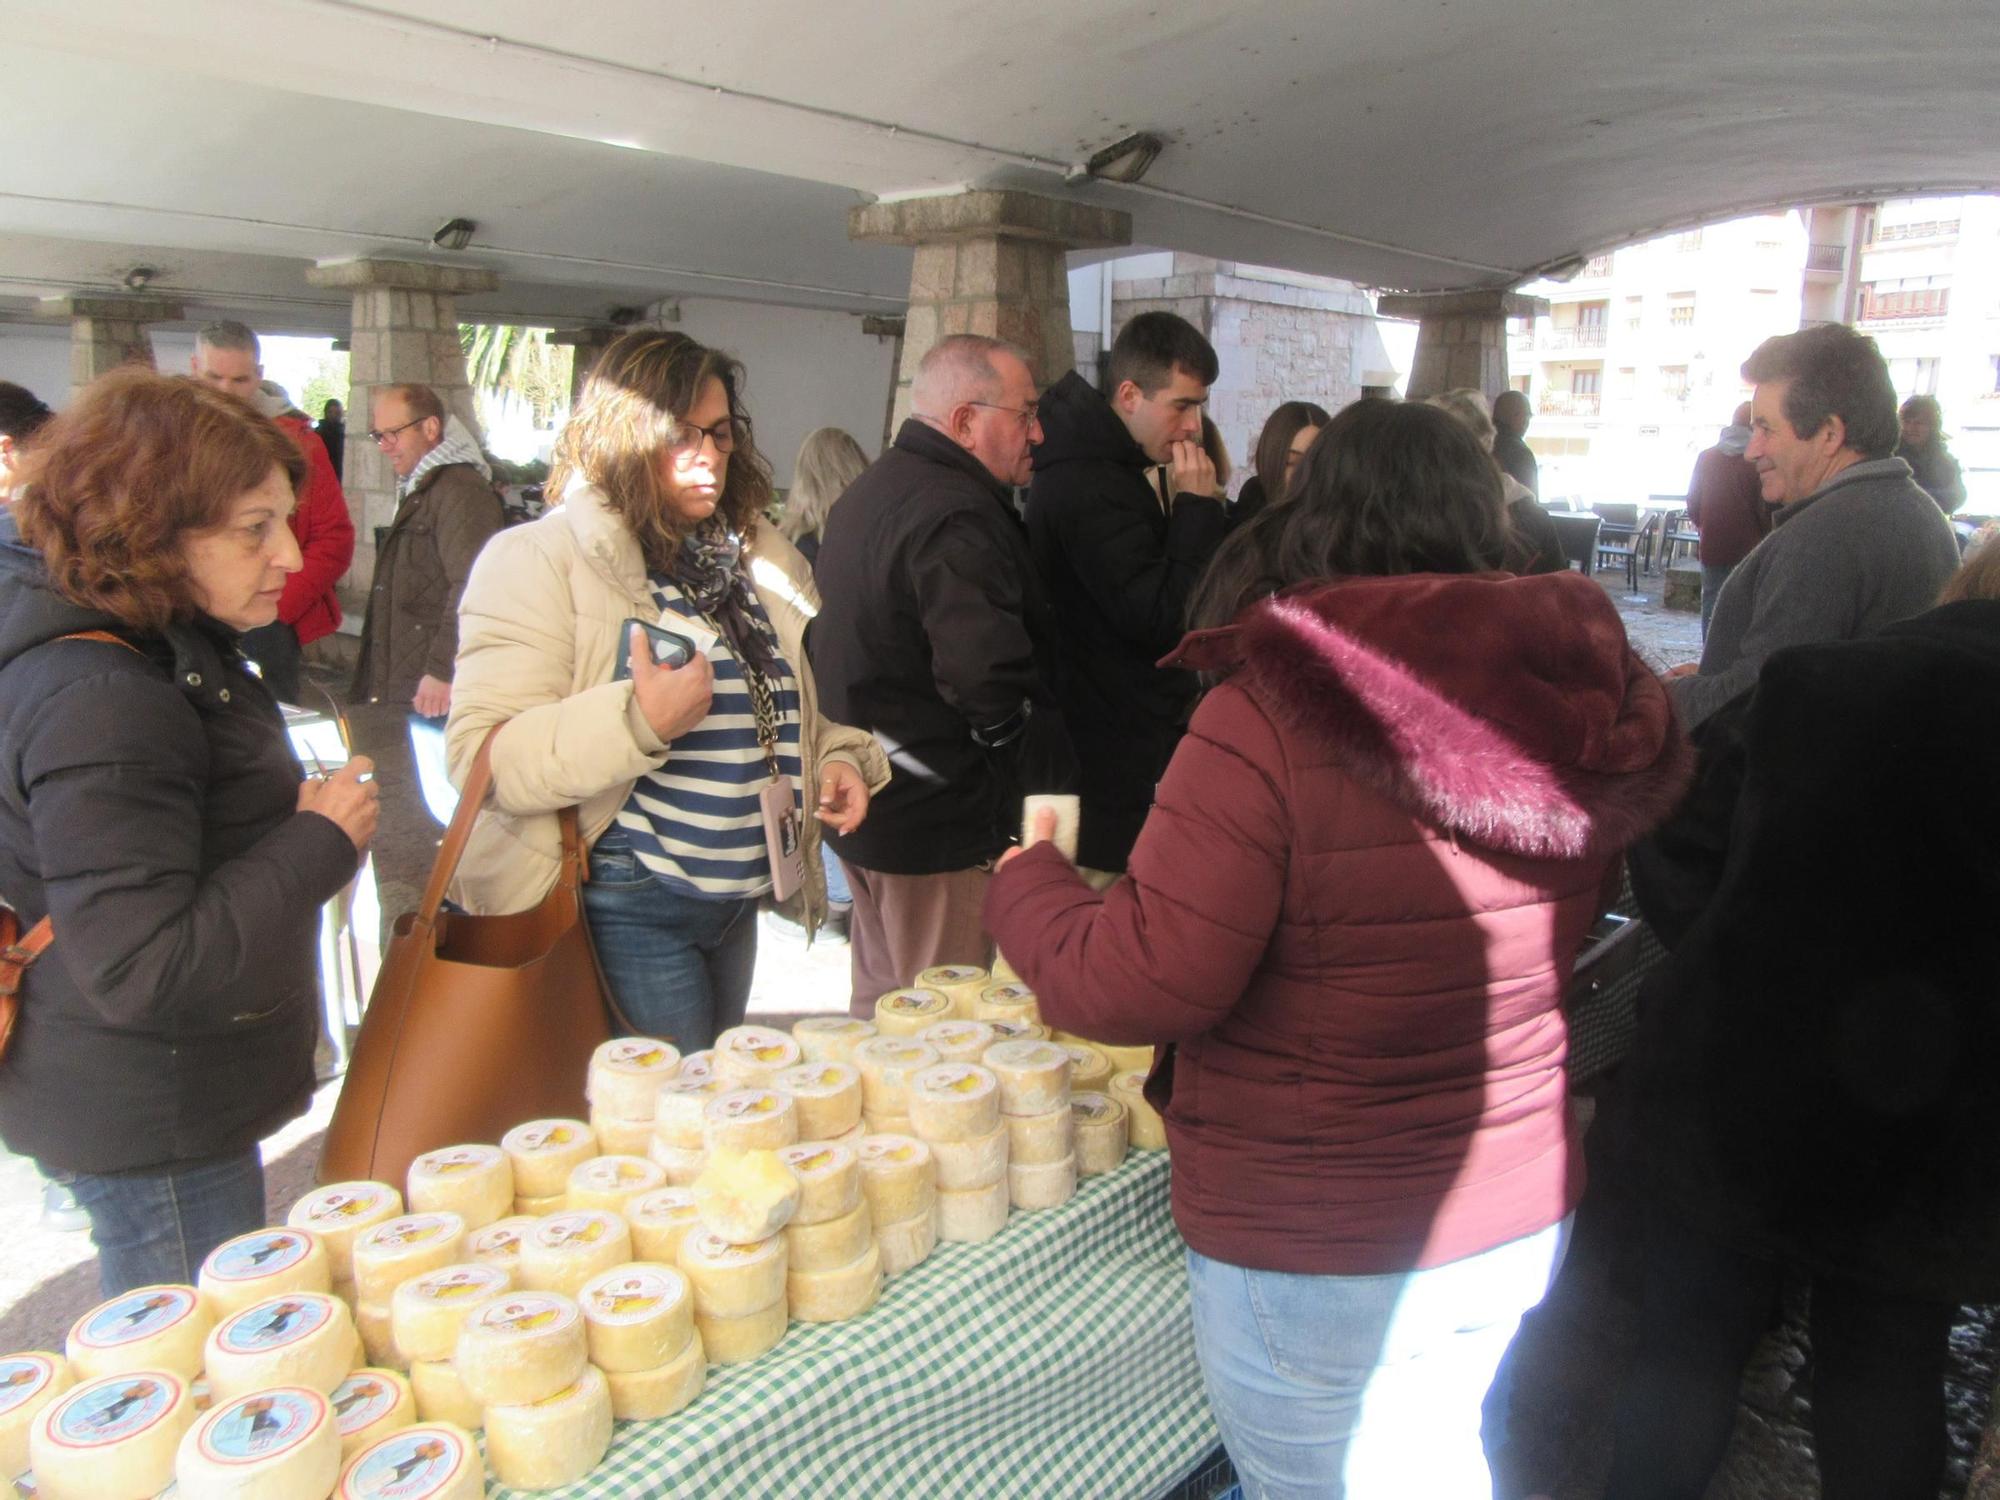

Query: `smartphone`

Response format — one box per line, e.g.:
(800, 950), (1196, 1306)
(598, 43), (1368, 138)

(613, 618), (699, 681)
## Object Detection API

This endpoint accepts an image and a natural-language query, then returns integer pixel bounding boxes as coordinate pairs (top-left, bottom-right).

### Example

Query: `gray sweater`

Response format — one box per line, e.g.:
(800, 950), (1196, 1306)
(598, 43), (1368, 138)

(1672, 456), (1960, 727)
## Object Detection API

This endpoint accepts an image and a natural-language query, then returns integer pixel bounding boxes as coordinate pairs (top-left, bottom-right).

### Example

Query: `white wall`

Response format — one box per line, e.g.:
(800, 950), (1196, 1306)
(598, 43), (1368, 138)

(0, 325), (79, 407)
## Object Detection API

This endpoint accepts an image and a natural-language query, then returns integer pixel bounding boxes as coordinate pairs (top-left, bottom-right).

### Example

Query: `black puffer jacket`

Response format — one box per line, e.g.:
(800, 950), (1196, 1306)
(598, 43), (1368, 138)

(0, 515), (359, 1174)
(1025, 372), (1227, 871)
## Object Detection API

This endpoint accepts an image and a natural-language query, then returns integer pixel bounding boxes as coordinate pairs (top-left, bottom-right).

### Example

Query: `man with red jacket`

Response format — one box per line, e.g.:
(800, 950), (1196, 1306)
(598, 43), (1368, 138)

(190, 321), (355, 701)
(1682, 401), (1769, 637)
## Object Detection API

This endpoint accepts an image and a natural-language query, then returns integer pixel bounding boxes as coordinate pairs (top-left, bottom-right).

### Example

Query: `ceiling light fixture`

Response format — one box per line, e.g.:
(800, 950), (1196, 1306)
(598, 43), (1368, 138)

(432, 217), (477, 252)
(1069, 132), (1165, 186)
(122, 266), (159, 291)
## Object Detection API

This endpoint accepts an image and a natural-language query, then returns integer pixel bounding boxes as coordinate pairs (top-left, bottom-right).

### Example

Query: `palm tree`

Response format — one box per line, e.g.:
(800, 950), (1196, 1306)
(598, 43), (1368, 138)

(459, 325), (572, 429)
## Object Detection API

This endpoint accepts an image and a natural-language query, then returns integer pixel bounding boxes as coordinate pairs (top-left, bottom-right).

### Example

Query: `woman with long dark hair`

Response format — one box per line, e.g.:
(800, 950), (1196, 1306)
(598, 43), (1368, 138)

(1228, 398), (1331, 525)
(986, 399), (1689, 1497)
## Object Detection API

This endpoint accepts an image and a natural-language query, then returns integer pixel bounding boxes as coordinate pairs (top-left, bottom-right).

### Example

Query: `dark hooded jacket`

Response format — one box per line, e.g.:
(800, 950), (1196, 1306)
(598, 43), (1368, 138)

(1628, 599), (2000, 1302)
(1025, 371), (1228, 872)
(986, 570), (1691, 1275)
(0, 512), (358, 1174)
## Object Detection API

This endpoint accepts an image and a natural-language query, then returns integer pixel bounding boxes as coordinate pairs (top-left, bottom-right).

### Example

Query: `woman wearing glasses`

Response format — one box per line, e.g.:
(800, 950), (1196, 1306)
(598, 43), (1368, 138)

(445, 330), (887, 1049)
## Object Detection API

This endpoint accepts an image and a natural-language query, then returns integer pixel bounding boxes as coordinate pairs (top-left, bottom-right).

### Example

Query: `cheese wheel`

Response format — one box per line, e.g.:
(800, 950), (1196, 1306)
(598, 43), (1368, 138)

(786, 1241), (882, 1323)
(286, 1184), (404, 1285)
(973, 981), (1041, 1027)
(874, 1209), (937, 1276)
(565, 1154), (668, 1216)
(466, 1217), (537, 1274)
(390, 1264), (512, 1365)
(652, 1072), (728, 1151)
(1021, 792), (1080, 860)
(871, 987), (951, 1037)
(329, 1370), (415, 1460)
(861, 1111), (913, 1138)
(453, 1293), (585, 1408)
(693, 1147), (801, 1244)
(826, 1120), (867, 1148)
(1111, 1070), (1168, 1148)
(775, 1141), (862, 1227)
(588, 1111), (655, 1159)
(928, 1121), (1009, 1191)
(406, 1146), (512, 1231)
(783, 1199), (874, 1273)
(405, 1360), (482, 1430)
(1072, 1092), (1131, 1176)
(692, 1299), (787, 1366)
(909, 1063), (1001, 1143)
(675, 1232), (787, 1319)
(853, 1038), (940, 1117)
(578, 1263), (694, 1374)
(857, 1135), (937, 1226)
(0, 1353), (72, 1481)
(990, 949), (1021, 984)
(983, 1018), (1049, 1045)
(204, 1294), (357, 1401)
(355, 1300), (402, 1373)
(31, 1370), (192, 1500)
(1059, 1043), (1113, 1097)
(585, 1037), (683, 1121)
(918, 1019), (996, 1064)
(937, 1178), (1011, 1243)
(517, 1212), (631, 1299)
(514, 1192), (567, 1217)
(913, 964), (990, 1019)
(790, 1016), (876, 1065)
(1004, 1104), (1075, 1167)
(675, 1049), (716, 1082)
(711, 1025), (802, 1088)
(336, 1422), (481, 1500)
(701, 1089), (799, 1153)
(1008, 1153), (1078, 1211)
(1067, 1037), (1158, 1075)
(484, 1364), (612, 1493)
(624, 1187), (702, 1265)
(646, 1138), (708, 1186)
(984, 1039), (1072, 1116)
(500, 1119), (598, 1200)
(350, 1216), (468, 1307)
(198, 1230), (333, 1322)
(175, 1384), (341, 1500)
(601, 1331), (705, 1421)
(771, 1062), (863, 1141)
(66, 1286), (212, 1382)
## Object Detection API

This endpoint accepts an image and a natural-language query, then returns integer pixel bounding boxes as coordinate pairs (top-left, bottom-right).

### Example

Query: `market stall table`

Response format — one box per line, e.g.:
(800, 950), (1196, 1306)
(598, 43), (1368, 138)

(490, 1149), (1216, 1499)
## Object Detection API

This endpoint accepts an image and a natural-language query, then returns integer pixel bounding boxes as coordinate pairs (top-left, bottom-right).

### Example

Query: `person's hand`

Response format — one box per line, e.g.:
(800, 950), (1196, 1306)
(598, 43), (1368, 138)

(997, 806), (1060, 870)
(1169, 439), (1218, 501)
(297, 756), (380, 854)
(629, 624), (714, 743)
(1662, 661), (1700, 681)
(815, 760), (870, 834)
(412, 674), (452, 718)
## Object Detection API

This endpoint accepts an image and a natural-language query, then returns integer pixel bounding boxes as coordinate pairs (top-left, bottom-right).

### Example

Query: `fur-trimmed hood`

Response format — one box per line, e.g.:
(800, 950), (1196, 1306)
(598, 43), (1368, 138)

(1167, 570), (1693, 860)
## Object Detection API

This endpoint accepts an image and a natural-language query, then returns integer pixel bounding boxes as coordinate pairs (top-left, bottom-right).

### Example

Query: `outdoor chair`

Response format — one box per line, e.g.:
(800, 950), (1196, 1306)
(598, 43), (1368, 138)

(1549, 511), (1602, 573)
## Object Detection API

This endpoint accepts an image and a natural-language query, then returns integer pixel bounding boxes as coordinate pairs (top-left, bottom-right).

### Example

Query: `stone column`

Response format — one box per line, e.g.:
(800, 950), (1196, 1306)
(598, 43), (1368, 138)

(849, 190), (1130, 430)
(42, 295), (186, 398)
(1375, 289), (1548, 401)
(304, 259), (500, 605)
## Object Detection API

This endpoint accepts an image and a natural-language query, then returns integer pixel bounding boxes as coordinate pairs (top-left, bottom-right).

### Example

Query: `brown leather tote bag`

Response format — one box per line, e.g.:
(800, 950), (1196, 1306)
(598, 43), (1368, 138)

(319, 725), (620, 1188)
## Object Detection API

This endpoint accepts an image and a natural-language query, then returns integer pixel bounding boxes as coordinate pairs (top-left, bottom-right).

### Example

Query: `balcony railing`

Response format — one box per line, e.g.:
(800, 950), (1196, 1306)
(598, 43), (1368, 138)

(1578, 254), (1614, 280)
(1540, 325), (1608, 350)
(1806, 243), (1847, 272)
(1874, 219), (1961, 244)
(1540, 391), (1602, 418)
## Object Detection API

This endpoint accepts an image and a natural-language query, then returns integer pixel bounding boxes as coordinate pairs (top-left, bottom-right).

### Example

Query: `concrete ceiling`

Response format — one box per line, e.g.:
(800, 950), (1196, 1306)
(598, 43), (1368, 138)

(1, 0), (1994, 332)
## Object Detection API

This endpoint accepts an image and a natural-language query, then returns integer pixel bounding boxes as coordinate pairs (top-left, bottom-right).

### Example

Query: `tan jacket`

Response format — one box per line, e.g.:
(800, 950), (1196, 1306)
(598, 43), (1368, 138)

(443, 481), (890, 921)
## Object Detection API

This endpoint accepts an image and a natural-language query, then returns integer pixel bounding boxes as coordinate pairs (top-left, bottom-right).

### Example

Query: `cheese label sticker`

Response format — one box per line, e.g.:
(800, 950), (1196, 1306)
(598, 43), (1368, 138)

(780, 1145), (840, 1175)
(714, 1091), (780, 1121)
(677, 1052), (715, 1082)
(585, 1269), (682, 1325)
(630, 1188), (697, 1221)
(206, 1230), (314, 1283)
(0, 1356), (58, 1416)
(470, 1220), (529, 1258)
(928, 967), (983, 984)
(1073, 1094), (1118, 1123)
(799, 1018), (867, 1035)
(882, 991), (941, 1014)
(604, 1040), (674, 1069)
(1064, 1046), (1102, 1070)
(536, 1213), (613, 1249)
(364, 1216), (457, 1251)
(48, 1375), (177, 1447)
(342, 1427), (473, 1498)
(663, 1071), (720, 1097)
(299, 1184), (396, 1225)
(217, 1297), (333, 1355)
(984, 983), (1034, 1003)
(924, 1022), (989, 1045)
(989, 1040), (1064, 1070)
(686, 1232), (769, 1266)
(410, 1266), (506, 1304)
(579, 1158), (655, 1189)
(199, 1389), (325, 1462)
(77, 1287), (199, 1349)
(331, 1374), (402, 1435)
(987, 1020), (1039, 1042)
(413, 1147), (496, 1176)
(510, 1122), (579, 1153)
(473, 1296), (578, 1336)
(919, 1065), (989, 1096)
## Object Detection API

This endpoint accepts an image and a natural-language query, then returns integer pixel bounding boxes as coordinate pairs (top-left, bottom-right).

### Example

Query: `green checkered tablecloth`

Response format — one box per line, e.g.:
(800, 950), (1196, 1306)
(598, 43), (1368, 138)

(490, 1148), (1218, 1499)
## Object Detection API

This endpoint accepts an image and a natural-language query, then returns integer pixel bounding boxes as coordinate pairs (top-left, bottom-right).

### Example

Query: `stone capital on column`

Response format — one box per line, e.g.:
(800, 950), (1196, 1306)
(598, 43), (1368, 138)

(42, 294), (187, 397)
(1378, 288), (1549, 401)
(304, 258), (501, 295)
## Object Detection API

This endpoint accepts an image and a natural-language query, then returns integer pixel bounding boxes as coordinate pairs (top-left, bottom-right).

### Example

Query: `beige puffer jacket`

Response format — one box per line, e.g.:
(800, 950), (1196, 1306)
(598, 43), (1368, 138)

(443, 480), (890, 922)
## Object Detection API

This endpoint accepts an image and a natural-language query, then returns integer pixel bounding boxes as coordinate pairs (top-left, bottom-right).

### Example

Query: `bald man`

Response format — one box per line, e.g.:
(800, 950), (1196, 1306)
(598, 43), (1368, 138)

(810, 335), (1076, 1011)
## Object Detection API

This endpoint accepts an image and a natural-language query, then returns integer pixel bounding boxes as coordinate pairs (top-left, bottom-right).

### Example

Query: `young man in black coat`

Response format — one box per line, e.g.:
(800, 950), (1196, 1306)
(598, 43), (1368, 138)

(1025, 312), (1226, 873)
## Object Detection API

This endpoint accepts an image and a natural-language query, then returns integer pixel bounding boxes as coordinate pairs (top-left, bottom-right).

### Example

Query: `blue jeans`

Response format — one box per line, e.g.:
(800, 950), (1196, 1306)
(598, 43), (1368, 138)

(582, 833), (757, 1051)
(56, 1147), (267, 1298)
(1186, 1218), (1570, 1500)
(821, 844), (852, 907)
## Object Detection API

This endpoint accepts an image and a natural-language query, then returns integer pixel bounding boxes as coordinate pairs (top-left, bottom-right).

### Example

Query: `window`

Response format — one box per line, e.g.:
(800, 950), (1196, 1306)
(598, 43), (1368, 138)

(1861, 276), (1951, 320)
(1668, 297), (1696, 328)
(1660, 365), (1690, 399)
(1571, 368), (1601, 396)
(1624, 296), (1644, 334)
(1510, 375), (1531, 395)
(1675, 228), (1704, 252)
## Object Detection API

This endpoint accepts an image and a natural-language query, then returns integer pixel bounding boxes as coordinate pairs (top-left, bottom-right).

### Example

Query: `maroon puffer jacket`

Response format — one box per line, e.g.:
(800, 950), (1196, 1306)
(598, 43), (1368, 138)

(985, 570), (1691, 1275)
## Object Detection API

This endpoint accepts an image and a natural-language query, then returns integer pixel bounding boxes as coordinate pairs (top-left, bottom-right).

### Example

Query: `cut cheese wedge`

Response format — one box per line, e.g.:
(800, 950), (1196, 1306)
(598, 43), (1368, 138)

(909, 1063), (1001, 1143)
(602, 1332), (704, 1421)
(578, 1263), (694, 1374)
(918, 1019), (995, 1064)
(453, 1293), (586, 1409)
(693, 1147), (801, 1244)
(329, 1369), (415, 1460)
(790, 1016), (876, 1065)
(484, 1364), (612, 1493)
(66, 1285), (211, 1383)
(350, 1215), (468, 1307)
(771, 1062), (863, 1142)
(500, 1119), (597, 1201)
(517, 1211), (631, 1299)
(786, 1241), (882, 1323)
(31, 1369), (192, 1500)
(204, 1293), (357, 1401)
(175, 1384), (341, 1500)
(336, 1421), (481, 1499)
(390, 1264), (512, 1365)
(198, 1229), (332, 1322)
(406, 1146), (513, 1231)
(775, 1141), (862, 1227)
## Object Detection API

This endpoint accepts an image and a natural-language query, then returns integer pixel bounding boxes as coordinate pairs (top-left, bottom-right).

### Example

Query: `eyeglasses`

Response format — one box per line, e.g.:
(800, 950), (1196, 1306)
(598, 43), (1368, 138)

(367, 417), (429, 445)
(968, 401), (1038, 428)
(669, 417), (747, 458)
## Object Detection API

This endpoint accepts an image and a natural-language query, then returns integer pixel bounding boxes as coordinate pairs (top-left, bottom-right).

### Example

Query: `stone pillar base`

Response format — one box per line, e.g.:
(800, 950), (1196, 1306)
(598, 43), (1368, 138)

(1664, 561), (1703, 613)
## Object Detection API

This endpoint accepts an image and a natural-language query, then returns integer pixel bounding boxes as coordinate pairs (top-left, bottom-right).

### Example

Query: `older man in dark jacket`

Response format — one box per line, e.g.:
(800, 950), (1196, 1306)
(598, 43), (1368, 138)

(1026, 312), (1226, 873)
(811, 335), (1074, 1010)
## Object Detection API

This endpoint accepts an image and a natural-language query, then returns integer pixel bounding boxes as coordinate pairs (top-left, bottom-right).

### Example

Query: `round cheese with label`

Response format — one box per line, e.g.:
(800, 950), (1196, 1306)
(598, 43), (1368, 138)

(336, 1422), (481, 1500)
(917, 1019), (996, 1064)
(973, 980), (1041, 1027)
(602, 1332), (704, 1422)
(565, 1154), (668, 1216)
(783, 1199), (873, 1273)
(329, 1370), (415, 1460)
(861, 1111), (913, 1138)
(466, 1217), (537, 1274)
(204, 1293), (357, 1401)
(1060, 1034), (1156, 1075)
(514, 1192), (567, 1217)
(588, 1111), (655, 1158)
(853, 1038), (941, 1118)
(500, 1119), (598, 1201)
(871, 987), (951, 1037)
(66, 1286), (212, 1383)
(909, 1063), (1001, 1143)
(937, 1178), (1010, 1243)
(31, 1369), (192, 1500)
(711, 1025), (801, 1088)
(1008, 1153), (1078, 1211)
(983, 1018), (1049, 1045)
(0, 1353), (71, 1481)
(578, 1263), (694, 1374)
(775, 1141), (862, 1227)
(517, 1211), (631, 1299)
(646, 1137), (708, 1187)
(406, 1146), (513, 1231)
(453, 1293), (586, 1409)
(676, 1231), (787, 1320)
(772, 1062), (863, 1142)
(700, 1089), (799, 1154)
(175, 1384), (341, 1500)
(912, 964), (990, 1019)
(984, 1038), (1072, 1116)
(857, 1135), (937, 1227)
(652, 1072), (728, 1152)
(484, 1364), (612, 1493)
(787, 1241), (882, 1323)
(405, 1360), (481, 1431)
(1059, 1043), (1113, 1097)
(624, 1187), (701, 1265)
(874, 1207), (937, 1276)
(354, 1299), (402, 1373)
(1110, 1070), (1168, 1148)
(350, 1216), (468, 1307)
(928, 1121), (1009, 1192)
(692, 1298), (788, 1366)
(1072, 1092), (1131, 1176)
(390, 1264), (512, 1365)
(286, 1184), (404, 1285)
(1004, 1104), (1075, 1167)
(198, 1229), (332, 1322)
(990, 949), (1021, 984)
(586, 1037), (683, 1121)
(790, 1016), (876, 1065)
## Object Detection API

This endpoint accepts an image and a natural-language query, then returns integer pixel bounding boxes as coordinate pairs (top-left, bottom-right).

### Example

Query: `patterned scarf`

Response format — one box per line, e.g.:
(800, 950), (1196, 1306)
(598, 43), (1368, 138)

(666, 518), (779, 677)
